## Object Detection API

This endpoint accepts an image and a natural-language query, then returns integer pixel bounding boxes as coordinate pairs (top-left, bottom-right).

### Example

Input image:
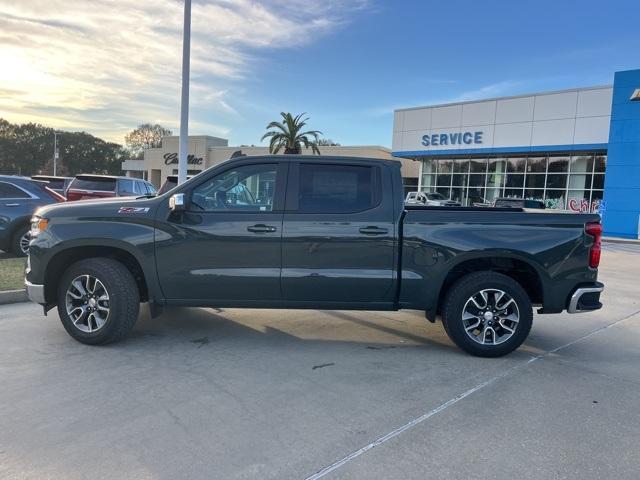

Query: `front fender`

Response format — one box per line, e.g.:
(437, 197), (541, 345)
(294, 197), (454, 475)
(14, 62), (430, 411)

(27, 216), (162, 304)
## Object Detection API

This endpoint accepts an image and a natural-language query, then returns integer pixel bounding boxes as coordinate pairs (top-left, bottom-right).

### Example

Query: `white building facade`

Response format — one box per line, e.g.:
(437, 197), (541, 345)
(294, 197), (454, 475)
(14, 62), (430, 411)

(392, 85), (611, 212)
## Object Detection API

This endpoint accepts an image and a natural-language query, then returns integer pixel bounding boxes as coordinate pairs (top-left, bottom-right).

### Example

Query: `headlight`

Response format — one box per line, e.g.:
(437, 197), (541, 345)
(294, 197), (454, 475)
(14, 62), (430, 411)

(30, 216), (48, 237)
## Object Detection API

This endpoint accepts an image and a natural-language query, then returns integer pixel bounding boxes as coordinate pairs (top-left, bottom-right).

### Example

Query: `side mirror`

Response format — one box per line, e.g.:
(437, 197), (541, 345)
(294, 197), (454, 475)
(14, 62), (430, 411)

(169, 193), (185, 212)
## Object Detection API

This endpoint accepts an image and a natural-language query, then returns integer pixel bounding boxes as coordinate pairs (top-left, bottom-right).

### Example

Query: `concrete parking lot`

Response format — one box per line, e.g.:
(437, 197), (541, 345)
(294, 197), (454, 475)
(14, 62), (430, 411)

(1, 243), (639, 480)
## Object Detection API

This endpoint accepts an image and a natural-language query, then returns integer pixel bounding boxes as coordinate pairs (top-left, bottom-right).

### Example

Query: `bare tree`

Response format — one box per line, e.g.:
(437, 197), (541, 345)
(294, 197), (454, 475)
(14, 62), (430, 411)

(125, 123), (172, 158)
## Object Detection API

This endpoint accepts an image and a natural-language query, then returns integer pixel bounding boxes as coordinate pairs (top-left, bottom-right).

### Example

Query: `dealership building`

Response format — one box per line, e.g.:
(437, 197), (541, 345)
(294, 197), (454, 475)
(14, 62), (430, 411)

(392, 68), (640, 239)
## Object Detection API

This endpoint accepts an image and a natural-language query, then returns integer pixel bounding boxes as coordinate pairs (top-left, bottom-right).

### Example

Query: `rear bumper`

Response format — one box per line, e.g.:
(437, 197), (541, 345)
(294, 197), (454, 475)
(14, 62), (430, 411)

(567, 282), (604, 314)
(25, 280), (45, 304)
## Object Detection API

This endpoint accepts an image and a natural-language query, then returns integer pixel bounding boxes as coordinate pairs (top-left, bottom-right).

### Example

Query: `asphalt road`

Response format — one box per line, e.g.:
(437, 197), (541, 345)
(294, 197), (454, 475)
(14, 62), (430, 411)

(1, 243), (639, 479)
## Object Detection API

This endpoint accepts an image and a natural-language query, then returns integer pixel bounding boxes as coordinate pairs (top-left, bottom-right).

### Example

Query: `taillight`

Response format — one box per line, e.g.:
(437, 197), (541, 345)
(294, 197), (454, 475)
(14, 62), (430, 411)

(585, 222), (602, 268)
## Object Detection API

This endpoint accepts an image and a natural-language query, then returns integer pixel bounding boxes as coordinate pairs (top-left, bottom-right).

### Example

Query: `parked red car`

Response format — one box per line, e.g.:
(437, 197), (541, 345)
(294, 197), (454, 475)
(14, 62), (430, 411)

(31, 175), (74, 196)
(65, 175), (157, 201)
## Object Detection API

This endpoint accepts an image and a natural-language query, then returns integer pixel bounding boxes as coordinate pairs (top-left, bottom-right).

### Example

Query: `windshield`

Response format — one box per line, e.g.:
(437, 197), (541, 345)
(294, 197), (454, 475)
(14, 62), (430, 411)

(158, 179), (178, 195)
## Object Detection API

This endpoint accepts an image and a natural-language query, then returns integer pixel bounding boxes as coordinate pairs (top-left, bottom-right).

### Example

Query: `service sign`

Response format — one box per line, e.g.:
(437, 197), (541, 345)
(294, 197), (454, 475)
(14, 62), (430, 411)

(421, 131), (484, 147)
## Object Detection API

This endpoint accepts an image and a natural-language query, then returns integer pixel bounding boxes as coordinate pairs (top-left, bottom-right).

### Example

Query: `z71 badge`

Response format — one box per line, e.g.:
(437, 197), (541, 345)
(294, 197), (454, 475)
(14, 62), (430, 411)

(118, 207), (150, 214)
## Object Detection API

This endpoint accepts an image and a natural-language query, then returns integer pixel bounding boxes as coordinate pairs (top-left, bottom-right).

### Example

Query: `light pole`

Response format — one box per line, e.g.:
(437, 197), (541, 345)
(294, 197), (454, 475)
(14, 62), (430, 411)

(177, 0), (191, 185)
(53, 131), (59, 176)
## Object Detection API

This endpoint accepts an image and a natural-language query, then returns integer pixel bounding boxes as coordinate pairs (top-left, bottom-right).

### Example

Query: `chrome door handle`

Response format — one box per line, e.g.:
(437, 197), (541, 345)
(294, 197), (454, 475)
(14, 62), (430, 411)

(247, 224), (277, 233)
(359, 226), (388, 235)
(4, 203), (19, 207)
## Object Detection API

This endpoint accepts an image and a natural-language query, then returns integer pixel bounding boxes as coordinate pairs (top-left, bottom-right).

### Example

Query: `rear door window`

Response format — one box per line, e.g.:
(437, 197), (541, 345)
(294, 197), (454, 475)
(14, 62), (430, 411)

(0, 182), (30, 199)
(133, 181), (145, 195)
(117, 179), (137, 196)
(296, 164), (379, 213)
(70, 178), (116, 192)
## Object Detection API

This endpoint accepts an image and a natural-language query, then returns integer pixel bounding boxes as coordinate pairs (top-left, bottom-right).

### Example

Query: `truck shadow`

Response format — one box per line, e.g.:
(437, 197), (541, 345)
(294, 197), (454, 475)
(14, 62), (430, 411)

(122, 304), (459, 356)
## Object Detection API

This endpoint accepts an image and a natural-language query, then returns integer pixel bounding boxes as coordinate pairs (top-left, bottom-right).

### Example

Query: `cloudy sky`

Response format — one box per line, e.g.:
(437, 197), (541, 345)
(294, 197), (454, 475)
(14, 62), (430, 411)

(1, 0), (638, 147)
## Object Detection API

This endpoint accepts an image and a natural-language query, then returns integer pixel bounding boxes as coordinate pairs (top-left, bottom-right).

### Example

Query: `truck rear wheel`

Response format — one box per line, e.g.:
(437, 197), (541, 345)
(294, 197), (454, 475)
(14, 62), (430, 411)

(57, 258), (140, 345)
(441, 271), (532, 357)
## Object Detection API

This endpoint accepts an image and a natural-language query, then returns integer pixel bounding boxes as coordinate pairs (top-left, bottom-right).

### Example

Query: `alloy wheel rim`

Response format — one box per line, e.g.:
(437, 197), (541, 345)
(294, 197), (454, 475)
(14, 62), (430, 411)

(462, 289), (519, 345)
(19, 232), (30, 254)
(65, 275), (110, 333)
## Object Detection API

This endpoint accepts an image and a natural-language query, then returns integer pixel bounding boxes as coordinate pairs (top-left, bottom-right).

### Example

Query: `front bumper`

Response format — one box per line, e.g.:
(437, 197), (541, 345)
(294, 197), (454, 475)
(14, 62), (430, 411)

(567, 282), (604, 313)
(25, 280), (45, 304)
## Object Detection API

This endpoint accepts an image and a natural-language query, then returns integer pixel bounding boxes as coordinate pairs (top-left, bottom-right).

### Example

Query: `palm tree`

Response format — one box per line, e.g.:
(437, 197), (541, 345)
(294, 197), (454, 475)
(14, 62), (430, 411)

(261, 112), (322, 155)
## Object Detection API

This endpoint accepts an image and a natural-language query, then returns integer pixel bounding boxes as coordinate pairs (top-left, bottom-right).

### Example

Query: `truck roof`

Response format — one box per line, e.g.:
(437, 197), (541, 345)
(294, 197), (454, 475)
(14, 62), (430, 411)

(228, 155), (402, 168)
(74, 174), (133, 181)
(32, 175), (73, 181)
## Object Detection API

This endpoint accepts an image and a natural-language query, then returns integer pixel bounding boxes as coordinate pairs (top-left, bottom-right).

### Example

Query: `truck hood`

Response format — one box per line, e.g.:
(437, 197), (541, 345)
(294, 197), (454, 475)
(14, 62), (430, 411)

(34, 195), (160, 218)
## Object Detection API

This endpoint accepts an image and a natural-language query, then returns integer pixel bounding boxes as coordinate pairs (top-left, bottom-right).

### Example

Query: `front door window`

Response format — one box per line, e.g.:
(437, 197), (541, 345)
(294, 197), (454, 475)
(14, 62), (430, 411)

(190, 164), (276, 212)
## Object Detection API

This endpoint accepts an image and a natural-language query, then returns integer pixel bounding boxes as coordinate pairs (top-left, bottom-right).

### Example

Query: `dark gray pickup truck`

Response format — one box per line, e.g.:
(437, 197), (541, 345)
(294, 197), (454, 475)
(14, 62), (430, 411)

(25, 156), (604, 357)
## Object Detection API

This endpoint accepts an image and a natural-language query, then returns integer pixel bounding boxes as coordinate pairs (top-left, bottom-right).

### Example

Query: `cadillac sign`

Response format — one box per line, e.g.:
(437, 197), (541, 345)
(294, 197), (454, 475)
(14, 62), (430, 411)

(163, 152), (204, 166)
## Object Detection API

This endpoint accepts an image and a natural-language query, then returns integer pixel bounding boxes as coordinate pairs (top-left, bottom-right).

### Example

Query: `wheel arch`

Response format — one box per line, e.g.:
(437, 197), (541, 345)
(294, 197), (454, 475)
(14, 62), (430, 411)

(7, 216), (31, 243)
(427, 253), (545, 322)
(43, 244), (152, 305)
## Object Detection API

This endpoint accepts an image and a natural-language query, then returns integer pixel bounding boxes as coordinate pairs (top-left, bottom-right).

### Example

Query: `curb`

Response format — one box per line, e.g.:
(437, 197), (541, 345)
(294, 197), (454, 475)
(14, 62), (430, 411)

(0, 289), (28, 305)
(603, 237), (640, 245)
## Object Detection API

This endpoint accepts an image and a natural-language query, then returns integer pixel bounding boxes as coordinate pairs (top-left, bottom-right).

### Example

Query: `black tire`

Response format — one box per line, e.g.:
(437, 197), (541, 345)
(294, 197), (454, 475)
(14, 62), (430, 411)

(11, 224), (30, 257)
(57, 258), (140, 345)
(441, 271), (532, 357)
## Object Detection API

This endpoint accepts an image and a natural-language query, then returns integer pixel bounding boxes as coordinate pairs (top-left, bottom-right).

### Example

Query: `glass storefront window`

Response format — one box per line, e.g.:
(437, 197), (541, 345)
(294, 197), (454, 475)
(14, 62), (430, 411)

(437, 173), (452, 187)
(453, 160), (469, 173)
(546, 174), (567, 189)
(488, 158), (506, 173)
(570, 155), (594, 173)
(421, 174), (436, 189)
(467, 187), (486, 205)
(568, 173), (592, 190)
(486, 187), (502, 202)
(543, 189), (566, 210)
(526, 157), (547, 173)
(468, 174), (485, 187)
(592, 174), (605, 190)
(486, 171), (505, 189)
(524, 189), (544, 200)
(507, 157), (526, 173)
(436, 186), (451, 198)
(506, 173), (525, 188)
(591, 190), (604, 213)
(422, 159), (436, 174)
(525, 174), (546, 189)
(470, 159), (488, 173)
(450, 187), (465, 204)
(419, 151), (605, 211)
(437, 159), (454, 174)
(451, 173), (468, 187)
(548, 156), (569, 173)
(504, 188), (524, 198)
(567, 190), (591, 213)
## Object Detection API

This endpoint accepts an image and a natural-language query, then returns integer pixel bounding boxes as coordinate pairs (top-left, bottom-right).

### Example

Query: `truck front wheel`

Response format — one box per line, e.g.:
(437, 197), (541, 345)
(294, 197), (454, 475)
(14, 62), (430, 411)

(441, 271), (532, 357)
(56, 258), (140, 345)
